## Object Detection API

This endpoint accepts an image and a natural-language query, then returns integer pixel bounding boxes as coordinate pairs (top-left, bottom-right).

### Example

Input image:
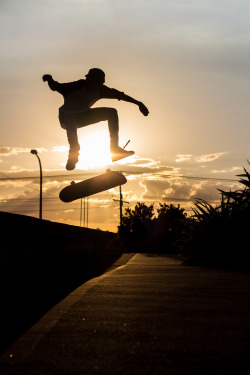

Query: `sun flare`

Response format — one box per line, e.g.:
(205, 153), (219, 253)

(77, 132), (111, 170)
(59, 127), (136, 170)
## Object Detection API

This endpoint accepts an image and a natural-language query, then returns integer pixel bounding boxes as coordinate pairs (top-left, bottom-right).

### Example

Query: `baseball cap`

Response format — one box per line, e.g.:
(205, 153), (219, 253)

(85, 68), (105, 83)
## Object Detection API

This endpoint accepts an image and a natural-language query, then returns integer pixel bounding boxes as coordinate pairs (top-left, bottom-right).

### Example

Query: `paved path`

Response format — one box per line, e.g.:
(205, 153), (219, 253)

(0, 254), (250, 374)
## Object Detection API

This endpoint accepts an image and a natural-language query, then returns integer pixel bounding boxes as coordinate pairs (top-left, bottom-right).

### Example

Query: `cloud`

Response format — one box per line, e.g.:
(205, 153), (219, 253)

(0, 147), (28, 156)
(211, 166), (242, 174)
(0, 179), (28, 189)
(195, 152), (226, 163)
(141, 178), (194, 201)
(137, 172), (242, 208)
(0, 157), (244, 228)
(189, 180), (241, 202)
(175, 152), (228, 165)
(176, 154), (193, 163)
(126, 156), (161, 168)
(0, 147), (47, 156)
(52, 146), (68, 153)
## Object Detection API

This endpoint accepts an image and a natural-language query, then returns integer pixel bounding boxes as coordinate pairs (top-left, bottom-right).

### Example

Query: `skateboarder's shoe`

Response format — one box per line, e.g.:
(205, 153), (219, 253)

(111, 146), (134, 162)
(66, 149), (80, 171)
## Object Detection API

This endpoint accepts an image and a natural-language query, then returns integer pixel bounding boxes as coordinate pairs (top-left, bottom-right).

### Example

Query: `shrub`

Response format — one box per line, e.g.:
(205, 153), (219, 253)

(182, 165), (250, 270)
(120, 202), (155, 251)
(120, 202), (189, 253)
(153, 203), (188, 252)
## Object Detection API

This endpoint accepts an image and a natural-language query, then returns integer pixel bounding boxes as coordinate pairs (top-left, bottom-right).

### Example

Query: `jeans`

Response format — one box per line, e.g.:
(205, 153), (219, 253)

(59, 107), (119, 152)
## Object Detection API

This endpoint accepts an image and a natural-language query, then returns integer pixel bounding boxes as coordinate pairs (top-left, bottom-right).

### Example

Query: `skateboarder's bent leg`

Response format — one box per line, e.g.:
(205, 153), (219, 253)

(72, 107), (133, 160)
(74, 107), (134, 161)
(66, 125), (80, 152)
(64, 126), (80, 170)
(72, 107), (119, 150)
(62, 107), (119, 170)
(62, 107), (133, 169)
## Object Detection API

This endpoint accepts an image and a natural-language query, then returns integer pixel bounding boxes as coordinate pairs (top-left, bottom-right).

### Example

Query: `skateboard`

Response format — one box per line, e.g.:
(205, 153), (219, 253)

(59, 140), (132, 201)
(59, 170), (127, 202)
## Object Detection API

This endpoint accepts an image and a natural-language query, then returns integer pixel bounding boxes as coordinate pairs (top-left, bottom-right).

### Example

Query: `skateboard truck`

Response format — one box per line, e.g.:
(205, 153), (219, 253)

(111, 140), (134, 163)
(123, 140), (130, 150)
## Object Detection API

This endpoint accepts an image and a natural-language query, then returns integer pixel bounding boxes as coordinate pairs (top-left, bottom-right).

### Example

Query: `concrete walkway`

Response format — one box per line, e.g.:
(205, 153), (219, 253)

(0, 254), (250, 374)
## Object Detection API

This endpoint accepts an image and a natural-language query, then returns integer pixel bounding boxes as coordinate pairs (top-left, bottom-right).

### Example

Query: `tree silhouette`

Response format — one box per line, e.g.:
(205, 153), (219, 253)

(120, 202), (188, 252)
(182, 165), (250, 269)
(120, 202), (154, 250)
(155, 203), (188, 252)
(122, 202), (154, 230)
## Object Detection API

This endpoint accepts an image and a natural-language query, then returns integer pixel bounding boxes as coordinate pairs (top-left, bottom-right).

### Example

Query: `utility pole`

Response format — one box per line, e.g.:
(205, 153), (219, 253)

(80, 199), (83, 226)
(84, 197), (89, 227)
(119, 184), (123, 226)
(30, 149), (43, 219)
(80, 197), (89, 227)
(114, 182), (128, 227)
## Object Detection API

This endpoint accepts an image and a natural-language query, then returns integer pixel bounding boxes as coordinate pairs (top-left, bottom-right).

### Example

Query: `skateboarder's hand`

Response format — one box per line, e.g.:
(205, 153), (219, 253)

(42, 74), (52, 82)
(138, 102), (149, 116)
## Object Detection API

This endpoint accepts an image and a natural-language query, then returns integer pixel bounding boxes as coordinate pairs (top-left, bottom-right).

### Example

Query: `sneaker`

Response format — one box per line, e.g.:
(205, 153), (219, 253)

(66, 149), (79, 171)
(111, 146), (134, 162)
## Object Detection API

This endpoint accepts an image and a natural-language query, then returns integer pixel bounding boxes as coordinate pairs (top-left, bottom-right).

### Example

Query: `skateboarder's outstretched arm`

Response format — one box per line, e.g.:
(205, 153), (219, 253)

(101, 86), (149, 116)
(43, 74), (149, 116)
(42, 74), (59, 91)
(120, 93), (149, 116)
(42, 74), (84, 96)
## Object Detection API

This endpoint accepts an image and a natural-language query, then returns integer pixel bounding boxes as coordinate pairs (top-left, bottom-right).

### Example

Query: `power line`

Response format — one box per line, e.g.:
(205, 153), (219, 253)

(121, 171), (238, 183)
(0, 190), (228, 206)
(0, 168), (239, 226)
(0, 171), (97, 181)
(0, 204), (116, 213)
(0, 195), (111, 202)
(0, 171), (59, 199)
(0, 170), (238, 183)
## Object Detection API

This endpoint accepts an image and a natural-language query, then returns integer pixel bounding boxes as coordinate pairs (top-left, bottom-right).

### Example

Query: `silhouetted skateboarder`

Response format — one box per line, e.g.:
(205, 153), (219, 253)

(43, 68), (149, 170)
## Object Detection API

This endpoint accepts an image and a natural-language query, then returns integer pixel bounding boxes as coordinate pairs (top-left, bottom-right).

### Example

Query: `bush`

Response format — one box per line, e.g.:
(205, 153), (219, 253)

(153, 203), (188, 252)
(119, 202), (155, 251)
(120, 202), (189, 253)
(182, 165), (250, 271)
(119, 164), (250, 270)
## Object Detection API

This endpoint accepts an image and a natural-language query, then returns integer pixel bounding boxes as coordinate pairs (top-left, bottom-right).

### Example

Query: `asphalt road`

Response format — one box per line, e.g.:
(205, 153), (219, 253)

(0, 254), (249, 375)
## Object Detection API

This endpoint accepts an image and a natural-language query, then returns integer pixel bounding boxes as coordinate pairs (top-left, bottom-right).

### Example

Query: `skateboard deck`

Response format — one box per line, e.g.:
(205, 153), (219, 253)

(59, 170), (127, 202)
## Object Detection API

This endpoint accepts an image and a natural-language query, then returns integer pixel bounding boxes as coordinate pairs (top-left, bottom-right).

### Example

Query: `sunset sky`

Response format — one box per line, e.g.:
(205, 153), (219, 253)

(1, 0), (250, 231)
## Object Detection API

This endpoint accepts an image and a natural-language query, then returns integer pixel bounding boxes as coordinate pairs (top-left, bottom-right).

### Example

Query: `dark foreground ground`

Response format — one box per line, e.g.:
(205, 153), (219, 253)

(0, 254), (250, 375)
(0, 250), (125, 355)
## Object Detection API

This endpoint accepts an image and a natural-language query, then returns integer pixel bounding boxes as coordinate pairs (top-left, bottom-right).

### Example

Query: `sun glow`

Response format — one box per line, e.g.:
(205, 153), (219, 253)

(77, 131), (112, 170)
(60, 127), (136, 170)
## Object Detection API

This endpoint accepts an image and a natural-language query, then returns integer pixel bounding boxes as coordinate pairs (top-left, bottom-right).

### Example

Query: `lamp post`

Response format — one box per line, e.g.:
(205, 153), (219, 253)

(30, 149), (43, 219)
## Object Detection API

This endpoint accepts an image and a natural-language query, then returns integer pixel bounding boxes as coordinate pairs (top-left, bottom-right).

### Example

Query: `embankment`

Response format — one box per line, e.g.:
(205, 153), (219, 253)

(0, 211), (120, 267)
(0, 211), (122, 354)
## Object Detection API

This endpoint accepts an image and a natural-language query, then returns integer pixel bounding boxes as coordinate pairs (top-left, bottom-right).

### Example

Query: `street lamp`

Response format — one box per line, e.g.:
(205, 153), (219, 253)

(30, 149), (43, 219)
